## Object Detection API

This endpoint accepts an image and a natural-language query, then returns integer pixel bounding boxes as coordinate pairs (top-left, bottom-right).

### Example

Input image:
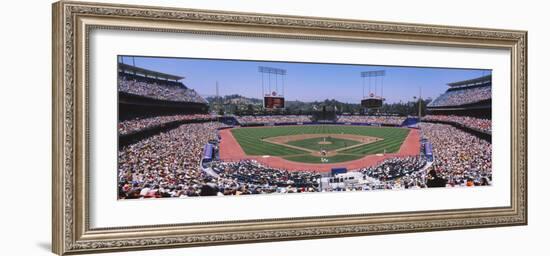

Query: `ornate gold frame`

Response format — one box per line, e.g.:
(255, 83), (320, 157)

(52, 1), (527, 255)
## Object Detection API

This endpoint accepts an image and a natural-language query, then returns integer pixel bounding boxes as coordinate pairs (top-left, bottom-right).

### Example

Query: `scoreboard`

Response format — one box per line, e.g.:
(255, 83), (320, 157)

(361, 97), (383, 108)
(264, 96), (285, 109)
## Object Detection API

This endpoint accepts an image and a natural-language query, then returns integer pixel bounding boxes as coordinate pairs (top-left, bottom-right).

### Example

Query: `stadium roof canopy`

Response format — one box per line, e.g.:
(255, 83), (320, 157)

(447, 74), (491, 87)
(118, 63), (185, 81)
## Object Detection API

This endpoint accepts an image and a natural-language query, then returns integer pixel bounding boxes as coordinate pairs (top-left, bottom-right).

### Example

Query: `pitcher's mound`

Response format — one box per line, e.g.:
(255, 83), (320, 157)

(311, 151), (338, 157)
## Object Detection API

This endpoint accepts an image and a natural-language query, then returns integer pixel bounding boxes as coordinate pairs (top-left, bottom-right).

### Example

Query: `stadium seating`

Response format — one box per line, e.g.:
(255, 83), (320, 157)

(118, 73), (207, 104)
(236, 115), (312, 125)
(401, 117), (419, 127)
(337, 115), (406, 125)
(423, 115), (491, 133)
(118, 114), (216, 135)
(428, 77), (491, 107)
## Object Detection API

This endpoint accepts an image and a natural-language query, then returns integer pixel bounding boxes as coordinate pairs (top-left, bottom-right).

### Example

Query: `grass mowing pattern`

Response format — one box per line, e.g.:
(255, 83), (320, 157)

(230, 125), (410, 163)
(339, 128), (408, 155)
(286, 137), (360, 151)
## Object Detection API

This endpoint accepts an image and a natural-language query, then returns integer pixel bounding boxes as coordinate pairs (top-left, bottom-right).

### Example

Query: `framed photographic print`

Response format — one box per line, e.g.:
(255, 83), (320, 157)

(52, 1), (527, 255)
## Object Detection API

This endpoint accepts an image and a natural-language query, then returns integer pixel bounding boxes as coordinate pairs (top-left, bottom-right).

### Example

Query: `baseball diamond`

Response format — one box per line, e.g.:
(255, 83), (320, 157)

(225, 125), (411, 165)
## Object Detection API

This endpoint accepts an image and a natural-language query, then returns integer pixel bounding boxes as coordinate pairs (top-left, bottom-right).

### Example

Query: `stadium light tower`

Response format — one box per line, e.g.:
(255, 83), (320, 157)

(418, 86), (422, 119)
(259, 66), (287, 109)
(360, 70), (386, 109)
(413, 86), (423, 119)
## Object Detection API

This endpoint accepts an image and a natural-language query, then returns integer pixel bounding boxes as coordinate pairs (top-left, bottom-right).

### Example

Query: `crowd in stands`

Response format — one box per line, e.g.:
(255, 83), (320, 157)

(118, 75), (207, 104)
(344, 122), (491, 190)
(117, 122), (227, 199)
(119, 71), (184, 87)
(211, 160), (321, 195)
(118, 114), (215, 135)
(315, 156), (428, 192)
(423, 115), (491, 133)
(117, 120), (491, 199)
(428, 85), (491, 107)
(360, 156), (427, 182)
(328, 122), (491, 190)
(337, 115), (406, 125)
(420, 123), (492, 187)
(119, 151), (321, 198)
(237, 115), (312, 125)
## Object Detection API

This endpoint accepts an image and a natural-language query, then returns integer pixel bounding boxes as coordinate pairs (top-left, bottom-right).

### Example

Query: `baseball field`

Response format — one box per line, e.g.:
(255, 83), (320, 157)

(229, 125), (410, 164)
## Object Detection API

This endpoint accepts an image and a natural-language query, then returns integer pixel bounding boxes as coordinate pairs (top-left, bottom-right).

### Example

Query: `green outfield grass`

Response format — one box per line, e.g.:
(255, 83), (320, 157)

(230, 125), (410, 163)
(286, 136), (360, 151)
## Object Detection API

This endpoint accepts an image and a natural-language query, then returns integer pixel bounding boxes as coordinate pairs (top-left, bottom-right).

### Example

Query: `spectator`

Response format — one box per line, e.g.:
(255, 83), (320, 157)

(423, 115), (491, 133)
(237, 115), (312, 125)
(118, 73), (208, 104)
(119, 114), (216, 135)
(420, 123), (492, 187)
(428, 85), (491, 107)
(337, 115), (406, 125)
(117, 122), (226, 199)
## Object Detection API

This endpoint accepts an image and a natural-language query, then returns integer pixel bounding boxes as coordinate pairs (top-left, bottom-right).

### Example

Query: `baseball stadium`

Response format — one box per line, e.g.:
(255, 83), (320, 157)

(117, 56), (492, 199)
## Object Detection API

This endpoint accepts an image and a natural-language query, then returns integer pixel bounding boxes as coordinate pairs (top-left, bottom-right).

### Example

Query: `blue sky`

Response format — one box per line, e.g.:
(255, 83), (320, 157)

(119, 56), (490, 104)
